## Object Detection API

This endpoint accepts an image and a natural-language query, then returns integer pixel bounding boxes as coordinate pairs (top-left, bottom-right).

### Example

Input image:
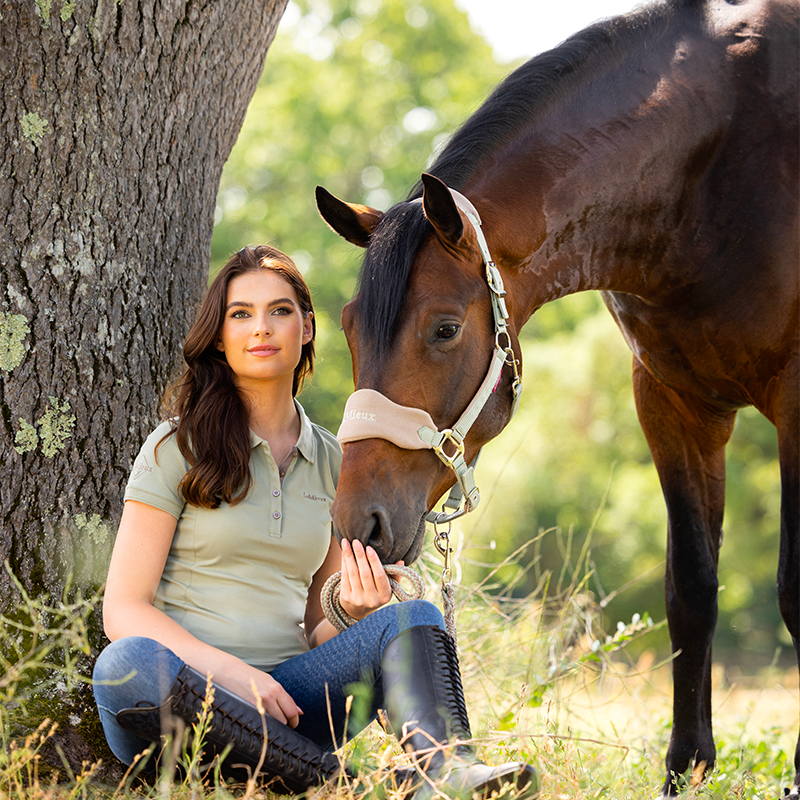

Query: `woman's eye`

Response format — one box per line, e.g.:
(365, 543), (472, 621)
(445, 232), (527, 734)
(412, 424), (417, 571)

(436, 323), (460, 340)
(272, 306), (292, 316)
(231, 310), (250, 319)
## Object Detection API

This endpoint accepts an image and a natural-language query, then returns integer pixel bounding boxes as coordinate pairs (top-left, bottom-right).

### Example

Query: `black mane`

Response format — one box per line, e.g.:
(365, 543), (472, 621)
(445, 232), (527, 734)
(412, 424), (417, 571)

(354, 201), (430, 362)
(355, 0), (698, 358)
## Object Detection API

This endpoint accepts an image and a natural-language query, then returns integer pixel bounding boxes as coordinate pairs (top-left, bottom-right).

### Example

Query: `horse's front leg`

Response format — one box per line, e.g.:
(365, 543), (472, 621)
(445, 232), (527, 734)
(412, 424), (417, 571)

(774, 364), (800, 798)
(631, 360), (736, 798)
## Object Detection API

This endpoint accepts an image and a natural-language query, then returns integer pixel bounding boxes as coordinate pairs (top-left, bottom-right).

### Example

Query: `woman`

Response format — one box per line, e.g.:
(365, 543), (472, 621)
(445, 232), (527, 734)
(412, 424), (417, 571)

(93, 244), (539, 798)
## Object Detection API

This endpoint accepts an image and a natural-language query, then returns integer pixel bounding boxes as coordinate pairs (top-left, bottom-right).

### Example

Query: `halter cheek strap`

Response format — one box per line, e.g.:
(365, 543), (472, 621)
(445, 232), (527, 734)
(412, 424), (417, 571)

(336, 184), (523, 524)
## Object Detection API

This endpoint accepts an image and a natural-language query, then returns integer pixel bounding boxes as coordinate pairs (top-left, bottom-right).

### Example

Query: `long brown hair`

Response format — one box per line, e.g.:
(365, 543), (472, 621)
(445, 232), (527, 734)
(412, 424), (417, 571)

(160, 245), (316, 508)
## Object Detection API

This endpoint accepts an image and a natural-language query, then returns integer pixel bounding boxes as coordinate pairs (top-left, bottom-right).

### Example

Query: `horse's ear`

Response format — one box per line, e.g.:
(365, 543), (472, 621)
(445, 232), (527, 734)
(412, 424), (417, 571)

(421, 173), (463, 245)
(316, 186), (382, 248)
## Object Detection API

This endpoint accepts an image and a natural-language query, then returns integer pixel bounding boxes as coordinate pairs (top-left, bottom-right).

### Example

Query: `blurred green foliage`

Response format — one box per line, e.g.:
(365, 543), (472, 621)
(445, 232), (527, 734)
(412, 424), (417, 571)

(466, 294), (784, 666)
(210, 0), (786, 667)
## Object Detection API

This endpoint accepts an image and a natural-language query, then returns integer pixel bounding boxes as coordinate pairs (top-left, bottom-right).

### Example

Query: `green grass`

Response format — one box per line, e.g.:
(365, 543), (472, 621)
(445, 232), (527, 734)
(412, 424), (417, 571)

(0, 550), (795, 800)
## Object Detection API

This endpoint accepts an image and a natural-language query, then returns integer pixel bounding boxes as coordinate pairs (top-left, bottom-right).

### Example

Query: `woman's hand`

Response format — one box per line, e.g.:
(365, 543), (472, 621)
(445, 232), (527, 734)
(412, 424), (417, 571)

(222, 666), (303, 728)
(338, 538), (397, 621)
(304, 536), (405, 647)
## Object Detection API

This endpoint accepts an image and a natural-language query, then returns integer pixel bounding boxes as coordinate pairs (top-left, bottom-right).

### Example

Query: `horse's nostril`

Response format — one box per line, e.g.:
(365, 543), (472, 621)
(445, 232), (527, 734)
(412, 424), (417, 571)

(367, 512), (390, 562)
(367, 541), (386, 561)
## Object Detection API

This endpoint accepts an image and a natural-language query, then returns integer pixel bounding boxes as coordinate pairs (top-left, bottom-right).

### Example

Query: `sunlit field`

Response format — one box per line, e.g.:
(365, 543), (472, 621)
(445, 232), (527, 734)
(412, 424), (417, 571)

(1, 550), (795, 800)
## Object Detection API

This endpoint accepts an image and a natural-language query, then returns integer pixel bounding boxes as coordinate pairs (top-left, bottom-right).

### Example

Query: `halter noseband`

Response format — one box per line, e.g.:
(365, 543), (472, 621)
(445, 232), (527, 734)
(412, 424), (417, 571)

(337, 185), (523, 524)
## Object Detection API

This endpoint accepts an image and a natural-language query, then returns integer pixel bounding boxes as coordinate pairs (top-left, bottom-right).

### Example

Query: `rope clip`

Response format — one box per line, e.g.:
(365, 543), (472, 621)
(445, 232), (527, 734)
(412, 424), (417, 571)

(433, 521), (453, 585)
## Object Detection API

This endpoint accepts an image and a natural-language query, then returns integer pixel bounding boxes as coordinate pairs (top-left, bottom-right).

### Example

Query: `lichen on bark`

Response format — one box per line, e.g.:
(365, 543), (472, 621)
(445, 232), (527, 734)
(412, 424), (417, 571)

(73, 513), (111, 546)
(0, 311), (30, 372)
(38, 397), (76, 457)
(20, 111), (49, 148)
(14, 418), (39, 454)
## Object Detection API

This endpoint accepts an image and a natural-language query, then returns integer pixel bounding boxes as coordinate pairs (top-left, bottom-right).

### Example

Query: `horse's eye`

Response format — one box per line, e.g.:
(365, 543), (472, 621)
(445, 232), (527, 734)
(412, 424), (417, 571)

(436, 323), (460, 340)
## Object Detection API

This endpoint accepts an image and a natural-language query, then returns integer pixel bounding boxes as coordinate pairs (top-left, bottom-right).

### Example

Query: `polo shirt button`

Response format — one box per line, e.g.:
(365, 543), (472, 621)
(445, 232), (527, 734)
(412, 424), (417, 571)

(273, 511), (281, 520)
(272, 489), (280, 497)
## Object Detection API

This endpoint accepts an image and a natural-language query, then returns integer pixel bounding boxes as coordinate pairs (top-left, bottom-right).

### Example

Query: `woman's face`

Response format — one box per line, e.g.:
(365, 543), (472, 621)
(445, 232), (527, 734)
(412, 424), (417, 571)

(216, 270), (313, 390)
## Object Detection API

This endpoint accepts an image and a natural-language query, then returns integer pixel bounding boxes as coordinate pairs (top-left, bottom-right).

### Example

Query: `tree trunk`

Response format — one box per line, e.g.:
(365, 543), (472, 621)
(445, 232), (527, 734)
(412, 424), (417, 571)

(0, 0), (287, 774)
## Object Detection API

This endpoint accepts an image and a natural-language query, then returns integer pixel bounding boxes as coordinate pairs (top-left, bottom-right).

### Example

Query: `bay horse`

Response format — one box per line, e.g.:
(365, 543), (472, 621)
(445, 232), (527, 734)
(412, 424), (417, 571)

(316, 0), (799, 795)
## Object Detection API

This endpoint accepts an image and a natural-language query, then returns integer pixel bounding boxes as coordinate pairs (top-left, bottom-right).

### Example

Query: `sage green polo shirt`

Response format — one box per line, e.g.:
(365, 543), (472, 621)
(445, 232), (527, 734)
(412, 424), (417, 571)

(124, 402), (341, 672)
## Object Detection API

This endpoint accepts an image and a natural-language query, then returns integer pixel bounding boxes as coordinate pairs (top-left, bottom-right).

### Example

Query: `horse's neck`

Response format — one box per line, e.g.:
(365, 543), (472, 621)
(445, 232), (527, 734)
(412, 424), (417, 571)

(476, 32), (732, 326)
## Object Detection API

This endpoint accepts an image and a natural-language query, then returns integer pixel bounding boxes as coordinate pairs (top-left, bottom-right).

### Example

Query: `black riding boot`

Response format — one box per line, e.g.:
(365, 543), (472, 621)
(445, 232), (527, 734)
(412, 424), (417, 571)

(116, 664), (349, 793)
(381, 625), (540, 799)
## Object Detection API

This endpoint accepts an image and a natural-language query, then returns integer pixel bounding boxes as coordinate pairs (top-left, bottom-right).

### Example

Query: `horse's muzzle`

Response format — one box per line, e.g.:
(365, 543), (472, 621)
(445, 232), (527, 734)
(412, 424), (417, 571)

(331, 497), (427, 565)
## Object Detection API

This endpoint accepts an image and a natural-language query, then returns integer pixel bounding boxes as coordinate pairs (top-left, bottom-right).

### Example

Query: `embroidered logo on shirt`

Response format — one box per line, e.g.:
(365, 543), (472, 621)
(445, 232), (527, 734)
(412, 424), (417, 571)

(131, 454), (154, 481)
(303, 493), (329, 503)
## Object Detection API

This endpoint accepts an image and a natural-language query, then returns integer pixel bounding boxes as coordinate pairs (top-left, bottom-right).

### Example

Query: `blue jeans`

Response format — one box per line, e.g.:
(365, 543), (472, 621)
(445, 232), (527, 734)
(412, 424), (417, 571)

(93, 599), (444, 768)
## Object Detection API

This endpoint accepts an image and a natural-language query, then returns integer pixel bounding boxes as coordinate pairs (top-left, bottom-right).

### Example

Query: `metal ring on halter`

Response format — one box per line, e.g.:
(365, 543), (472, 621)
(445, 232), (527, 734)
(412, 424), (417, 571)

(495, 328), (512, 351)
(433, 521), (452, 555)
(431, 429), (465, 469)
(426, 505), (469, 525)
(496, 329), (521, 377)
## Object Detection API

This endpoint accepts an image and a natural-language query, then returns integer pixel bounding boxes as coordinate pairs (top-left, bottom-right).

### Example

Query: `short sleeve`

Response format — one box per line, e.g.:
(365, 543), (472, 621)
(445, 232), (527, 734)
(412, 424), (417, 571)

(125, 421), (189, 519)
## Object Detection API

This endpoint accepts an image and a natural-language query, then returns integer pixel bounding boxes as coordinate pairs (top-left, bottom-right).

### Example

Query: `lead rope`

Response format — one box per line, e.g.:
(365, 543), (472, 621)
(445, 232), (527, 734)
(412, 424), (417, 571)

(434, 523), (458, 645)
(320, 533), (458, 644)
(321, 564), (425, 633)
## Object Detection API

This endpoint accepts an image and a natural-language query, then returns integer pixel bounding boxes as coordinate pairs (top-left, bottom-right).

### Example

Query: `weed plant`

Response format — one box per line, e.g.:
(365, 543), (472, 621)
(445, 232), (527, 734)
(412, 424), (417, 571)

(0, 536), (793, 800)
(0, 563), (101, 798)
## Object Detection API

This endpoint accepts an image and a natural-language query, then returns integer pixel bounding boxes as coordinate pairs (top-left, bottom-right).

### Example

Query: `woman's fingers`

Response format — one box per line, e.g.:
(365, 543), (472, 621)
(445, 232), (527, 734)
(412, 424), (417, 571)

(352, 540), (391, 598)
(274, 693), (302, 729)
(353, 539), (375, 581)
(365, 544), (392, 597)
(341, 538), (371, 587)
(339, 538), (393, 617)
(340, 537), (356, 593)
(257, 679), (302, 728)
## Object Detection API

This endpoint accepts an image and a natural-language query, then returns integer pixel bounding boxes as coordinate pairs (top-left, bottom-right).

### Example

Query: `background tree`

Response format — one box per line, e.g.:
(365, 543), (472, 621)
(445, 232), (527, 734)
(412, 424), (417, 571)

(0, 0), (287, 770)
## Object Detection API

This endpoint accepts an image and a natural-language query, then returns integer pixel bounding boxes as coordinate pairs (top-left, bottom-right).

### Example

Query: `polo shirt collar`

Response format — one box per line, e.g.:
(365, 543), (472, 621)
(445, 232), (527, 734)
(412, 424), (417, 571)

(248, 399), (318, 464)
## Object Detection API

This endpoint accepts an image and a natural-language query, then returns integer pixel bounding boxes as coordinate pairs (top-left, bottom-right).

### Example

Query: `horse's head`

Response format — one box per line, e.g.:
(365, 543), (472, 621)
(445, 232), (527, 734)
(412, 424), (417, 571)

(316, 174), (522, 564)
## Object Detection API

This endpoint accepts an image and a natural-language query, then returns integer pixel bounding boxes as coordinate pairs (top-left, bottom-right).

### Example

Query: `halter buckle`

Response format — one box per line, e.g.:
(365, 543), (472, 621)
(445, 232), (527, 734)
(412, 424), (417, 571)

(486, 263), (506, 298)
(431, 429), (465, 469)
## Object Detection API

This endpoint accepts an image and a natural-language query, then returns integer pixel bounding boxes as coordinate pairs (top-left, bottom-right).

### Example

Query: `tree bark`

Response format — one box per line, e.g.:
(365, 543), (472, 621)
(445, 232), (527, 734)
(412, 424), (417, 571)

(0, 0), (287, 773)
